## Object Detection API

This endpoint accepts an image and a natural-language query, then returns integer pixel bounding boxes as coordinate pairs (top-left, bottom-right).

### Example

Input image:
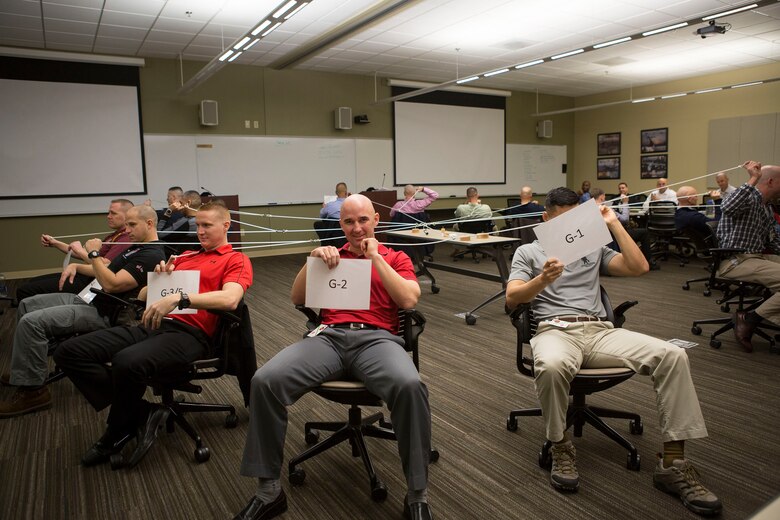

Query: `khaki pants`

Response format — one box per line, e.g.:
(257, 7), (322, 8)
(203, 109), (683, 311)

(531, 321), (708, 443)
(718, 253), (780, 325)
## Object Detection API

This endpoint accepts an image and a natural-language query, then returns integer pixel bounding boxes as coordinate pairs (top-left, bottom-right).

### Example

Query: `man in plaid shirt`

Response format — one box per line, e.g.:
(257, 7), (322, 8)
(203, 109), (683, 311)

(715, 160), (780, 351)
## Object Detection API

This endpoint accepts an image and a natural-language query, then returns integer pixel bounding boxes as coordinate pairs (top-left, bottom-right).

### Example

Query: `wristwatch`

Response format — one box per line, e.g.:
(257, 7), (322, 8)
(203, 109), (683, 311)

(87, 250), (100, 260)
(178, 292), (191, 310)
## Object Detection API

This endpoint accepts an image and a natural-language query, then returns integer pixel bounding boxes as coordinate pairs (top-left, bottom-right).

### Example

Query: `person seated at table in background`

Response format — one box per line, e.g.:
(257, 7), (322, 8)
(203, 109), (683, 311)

(577, 180), (592, 203)
(314, 182), (349, 244)
(675, 186), (717, 238)
(506, 186), (721, 516)
(0, 205), (165, 418)
(146, 186), (185, 232)
(15, 199), (134, 303)
(708, 172), (738, 220)
(235, 194), (433, 520)
(715, 160), (780, 352)
(389, 184), (439, 218)
(609, 182), (632, 222)
(504, 186), (544, 217)
(593, 188), (658, 270)
(52, 201), (252, 467)
(453, 186), (493, 231)
(642, 178), (678, 212)
(158, 190), (201, 250)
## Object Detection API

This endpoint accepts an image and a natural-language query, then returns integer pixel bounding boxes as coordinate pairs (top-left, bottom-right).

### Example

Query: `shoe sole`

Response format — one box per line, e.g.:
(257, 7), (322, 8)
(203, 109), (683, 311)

(551, 477), (579, 492)
(126, 411), (169, 468)
(0, 400), (51, 418)
(653, 481), (722, 516)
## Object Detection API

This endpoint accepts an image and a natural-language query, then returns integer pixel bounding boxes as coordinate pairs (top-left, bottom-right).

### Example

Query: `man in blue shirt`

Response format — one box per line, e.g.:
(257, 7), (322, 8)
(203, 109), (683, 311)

(320, 182), (348, 220)
(314, 182), (349, 246)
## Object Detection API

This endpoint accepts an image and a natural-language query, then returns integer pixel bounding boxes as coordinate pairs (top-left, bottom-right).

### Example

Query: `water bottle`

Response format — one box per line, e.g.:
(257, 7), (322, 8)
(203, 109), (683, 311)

(0, 273), (7, 297)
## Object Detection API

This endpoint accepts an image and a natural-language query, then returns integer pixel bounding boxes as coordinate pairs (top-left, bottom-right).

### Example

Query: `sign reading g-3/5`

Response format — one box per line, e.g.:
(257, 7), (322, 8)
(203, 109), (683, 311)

(305, 257), (371, 310)
(146, 270), (200, 314)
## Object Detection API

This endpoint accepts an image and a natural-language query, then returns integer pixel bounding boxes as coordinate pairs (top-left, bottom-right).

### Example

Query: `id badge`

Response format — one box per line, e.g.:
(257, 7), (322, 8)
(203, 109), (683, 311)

(307, 324), (328, 337)
(543, 318), (570, 329)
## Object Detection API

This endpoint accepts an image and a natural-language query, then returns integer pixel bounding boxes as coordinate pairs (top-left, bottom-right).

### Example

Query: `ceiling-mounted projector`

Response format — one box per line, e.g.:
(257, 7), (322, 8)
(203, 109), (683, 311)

(696, 20), (727, 38)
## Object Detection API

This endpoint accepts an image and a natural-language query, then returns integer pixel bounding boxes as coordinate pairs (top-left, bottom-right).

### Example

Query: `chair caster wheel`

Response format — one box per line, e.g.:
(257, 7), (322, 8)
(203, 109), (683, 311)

(289, 468), (306, 486)
(721, 304), (730, 313)
(431, 285), (440, 294)
(682, 283), (690, 290)
(370, 479), (387, 502)
(629, 419), (643, 435)
(710, 339), (721, 349)
(225, 413), (238, 429)
(465, 314), (477, 326)
(194, 446), (210, 463)
(691, 326), (702, 335)
(538, 447), (551, 470)
(110, 453), (124, 471)
(627, 453), (640, 471)
(506, 417), (518, 432)
(703, 290), (711, 297)
(305, 430), (320, 445)
(429, 449), (440, 463)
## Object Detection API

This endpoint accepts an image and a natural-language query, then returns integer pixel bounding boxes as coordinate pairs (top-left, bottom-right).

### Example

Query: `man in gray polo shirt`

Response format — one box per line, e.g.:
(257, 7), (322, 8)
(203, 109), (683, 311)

(506, 187), (720, 517)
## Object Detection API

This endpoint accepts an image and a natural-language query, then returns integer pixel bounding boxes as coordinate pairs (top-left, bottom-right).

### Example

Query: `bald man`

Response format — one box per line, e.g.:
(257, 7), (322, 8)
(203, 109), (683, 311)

(716, 161), (780, 352)
(643, 178), (678, 211)
(675, 186), (716, 237)
(709, 172), (737, 201)
(505, 186), (544, 217)
(236, 194), (433, 520)
(390, 184), (439, 217)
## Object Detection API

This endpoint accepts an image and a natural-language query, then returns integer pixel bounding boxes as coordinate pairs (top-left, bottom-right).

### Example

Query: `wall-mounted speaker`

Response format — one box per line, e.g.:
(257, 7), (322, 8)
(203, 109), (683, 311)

(335, 107), (352, 130)
(200, 100), (219, 126)
(537, 119), (553, 139)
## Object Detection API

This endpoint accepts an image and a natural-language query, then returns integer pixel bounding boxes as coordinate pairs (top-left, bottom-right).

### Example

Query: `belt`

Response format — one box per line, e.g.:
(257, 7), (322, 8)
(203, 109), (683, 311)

(552, 316), (607, 323)
(330, 323), (379, 330)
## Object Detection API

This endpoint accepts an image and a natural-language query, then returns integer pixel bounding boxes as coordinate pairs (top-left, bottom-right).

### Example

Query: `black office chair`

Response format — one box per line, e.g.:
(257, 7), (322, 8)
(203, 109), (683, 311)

(452, 219), (495, 263)
(314, 219), (347, 248)
(287, 306), (438, 501)
(680, 222), (718, 294)
(647, 201), (689, 266)
(110, 304), (252, 469)
(391, 211), (434, 260)
(506, 287), (643, 470)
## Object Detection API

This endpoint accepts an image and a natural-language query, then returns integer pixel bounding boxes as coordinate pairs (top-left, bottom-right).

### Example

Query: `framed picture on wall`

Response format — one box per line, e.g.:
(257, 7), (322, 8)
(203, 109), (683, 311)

(597, 132), (621, 156)
(640, 127), (668, 153)
(597, 157), (621, 180)
(640, 154), (668, 179)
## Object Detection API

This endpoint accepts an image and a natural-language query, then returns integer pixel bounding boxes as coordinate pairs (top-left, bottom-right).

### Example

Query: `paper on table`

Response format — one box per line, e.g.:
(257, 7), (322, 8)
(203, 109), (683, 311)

(323, 195), (337, 204)
(305, 257), (371, 310)
(146, 270), (200, 315)
(532, 199), (613, 266)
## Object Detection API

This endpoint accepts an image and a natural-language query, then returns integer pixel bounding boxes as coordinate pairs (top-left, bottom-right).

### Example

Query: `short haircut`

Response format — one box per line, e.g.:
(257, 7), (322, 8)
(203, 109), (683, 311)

(466, 187), (478, 198)
(110, 198), (134, 212)
(590, 187), (605, 200)
(198, 200), (231, 222)
(168, 186), (183, 193)
(618, 182), (627, 188)
(545, 187), (580, 210)
(130, 204), (158, 225)
(335, 182), (348, 195)
(183, 190), (202, 209)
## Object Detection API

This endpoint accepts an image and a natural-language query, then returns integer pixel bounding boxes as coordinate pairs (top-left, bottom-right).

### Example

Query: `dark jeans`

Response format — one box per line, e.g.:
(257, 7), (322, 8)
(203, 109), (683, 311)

(54, 321), (210, 432)
(16, 272), (93, 302)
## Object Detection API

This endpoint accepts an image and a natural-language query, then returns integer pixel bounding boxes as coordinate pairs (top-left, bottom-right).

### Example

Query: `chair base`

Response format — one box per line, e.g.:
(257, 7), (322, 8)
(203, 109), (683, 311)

(507, 396), (642, 471)
(692, 316), (780, 353)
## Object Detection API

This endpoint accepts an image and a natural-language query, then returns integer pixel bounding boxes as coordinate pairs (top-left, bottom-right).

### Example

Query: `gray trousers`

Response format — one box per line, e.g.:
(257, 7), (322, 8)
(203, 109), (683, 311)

(240, 327), (431, 491)
(11, 293), (109, 386)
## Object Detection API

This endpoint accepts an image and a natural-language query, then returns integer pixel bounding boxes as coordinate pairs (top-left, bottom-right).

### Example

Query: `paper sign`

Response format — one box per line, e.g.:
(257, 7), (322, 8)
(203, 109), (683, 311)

(62, 251), (72, 270)
(305, 257), (371, 310)
(146, 270), (200, 314)
(323, 195), (337, 204)
(77, 279), (102, 304)
(532, 199), (613, 266)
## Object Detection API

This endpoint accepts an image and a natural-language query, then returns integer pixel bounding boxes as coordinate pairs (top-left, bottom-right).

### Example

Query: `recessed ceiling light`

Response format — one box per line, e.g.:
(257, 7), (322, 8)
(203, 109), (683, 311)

(702, 4), (758, 21)
(642, 22), (688, 37)
(551, 49), (584, 60)
(593, 36), (632, 49)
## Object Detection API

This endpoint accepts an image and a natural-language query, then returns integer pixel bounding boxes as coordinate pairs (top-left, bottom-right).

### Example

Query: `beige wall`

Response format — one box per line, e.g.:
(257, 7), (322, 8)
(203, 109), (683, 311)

(572, 62), (780, 199)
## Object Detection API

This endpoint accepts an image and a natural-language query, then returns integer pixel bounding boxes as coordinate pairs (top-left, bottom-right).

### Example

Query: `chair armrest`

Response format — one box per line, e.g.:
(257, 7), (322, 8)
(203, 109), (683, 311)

(295, 304), (321, 329)
(612, 300), (638, 328)
(509, 304), (534, 378)
(90, 288), (143, 309)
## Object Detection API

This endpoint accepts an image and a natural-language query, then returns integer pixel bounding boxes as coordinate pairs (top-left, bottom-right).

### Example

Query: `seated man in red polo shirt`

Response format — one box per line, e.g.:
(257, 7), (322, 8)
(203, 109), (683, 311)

(54, 201), (253, 467)
(235, 194), (433, 520)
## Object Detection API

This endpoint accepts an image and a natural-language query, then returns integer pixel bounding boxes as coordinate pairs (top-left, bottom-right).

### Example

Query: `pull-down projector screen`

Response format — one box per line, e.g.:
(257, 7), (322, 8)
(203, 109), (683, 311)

(393, 89), (505, 186)
(0, 57), (146, 200)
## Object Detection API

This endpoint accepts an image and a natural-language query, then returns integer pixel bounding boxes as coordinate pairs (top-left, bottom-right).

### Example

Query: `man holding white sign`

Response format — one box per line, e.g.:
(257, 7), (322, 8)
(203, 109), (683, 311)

(0, 205), (165, 418)
(53, 201), (253, 467)
(506, 187), (720, 516)
(236, 194), (433, 520)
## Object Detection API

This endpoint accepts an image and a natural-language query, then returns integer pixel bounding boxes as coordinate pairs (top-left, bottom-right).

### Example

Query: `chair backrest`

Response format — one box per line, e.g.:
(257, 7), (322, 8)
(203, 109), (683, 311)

(509, 287), (637, 378)
(458, 219), (494, 234)
(391, 211), (430, 226)
(505, 216), (540, 244)
(647, 201), (677, 233)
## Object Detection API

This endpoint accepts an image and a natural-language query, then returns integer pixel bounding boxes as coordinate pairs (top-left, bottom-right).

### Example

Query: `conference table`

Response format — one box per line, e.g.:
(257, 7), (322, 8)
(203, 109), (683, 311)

(385, 228), (518, 325)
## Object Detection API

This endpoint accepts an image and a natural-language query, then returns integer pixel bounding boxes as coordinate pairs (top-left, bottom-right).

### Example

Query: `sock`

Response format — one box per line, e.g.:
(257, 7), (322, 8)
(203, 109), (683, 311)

(745, 311), (763, 325)
(255, 478), (281, 503)
(663, 440), (685, 467)
(407, 488), (428, 505)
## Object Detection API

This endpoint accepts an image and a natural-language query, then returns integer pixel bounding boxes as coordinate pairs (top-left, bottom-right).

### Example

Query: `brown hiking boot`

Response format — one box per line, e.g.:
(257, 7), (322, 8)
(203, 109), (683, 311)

(0, 387), (52, 418)
(550, 441), (579, 491)
(653, 455), (722, 516)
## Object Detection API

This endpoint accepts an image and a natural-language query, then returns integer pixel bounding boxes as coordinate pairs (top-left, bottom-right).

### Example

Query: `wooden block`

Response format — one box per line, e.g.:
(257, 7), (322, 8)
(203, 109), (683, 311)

(476, 233), (489, 239)
(411, 228), (421, 234)
(459, 236), (471, 242)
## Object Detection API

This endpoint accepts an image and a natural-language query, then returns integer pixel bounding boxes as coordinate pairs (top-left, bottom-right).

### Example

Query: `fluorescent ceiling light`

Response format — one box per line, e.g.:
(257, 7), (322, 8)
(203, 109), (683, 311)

(218, 49), (234, 61)
(593, 36), (632, 49)
(550, 49), (584, 60)
(632, 97), (654, 103)
(273, 0), (298, 19)
(251, 20), (272, 36)
(456, 76), (479, 84)
(263, 22), (282, 36)
(484, 68), (509, 77)
(695, 87), (722, 94)
(228, 51), (243, 63)
(515, 59), (544, 69)
(661, 93), (687, 99)
(702, 3), (758, 21)
(642, 22), (688, 36)
(285, 2), (308, 19)
(731, 81), (763, 88)
(234, 36), (251, 49)
(244, 39), (261, 51)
